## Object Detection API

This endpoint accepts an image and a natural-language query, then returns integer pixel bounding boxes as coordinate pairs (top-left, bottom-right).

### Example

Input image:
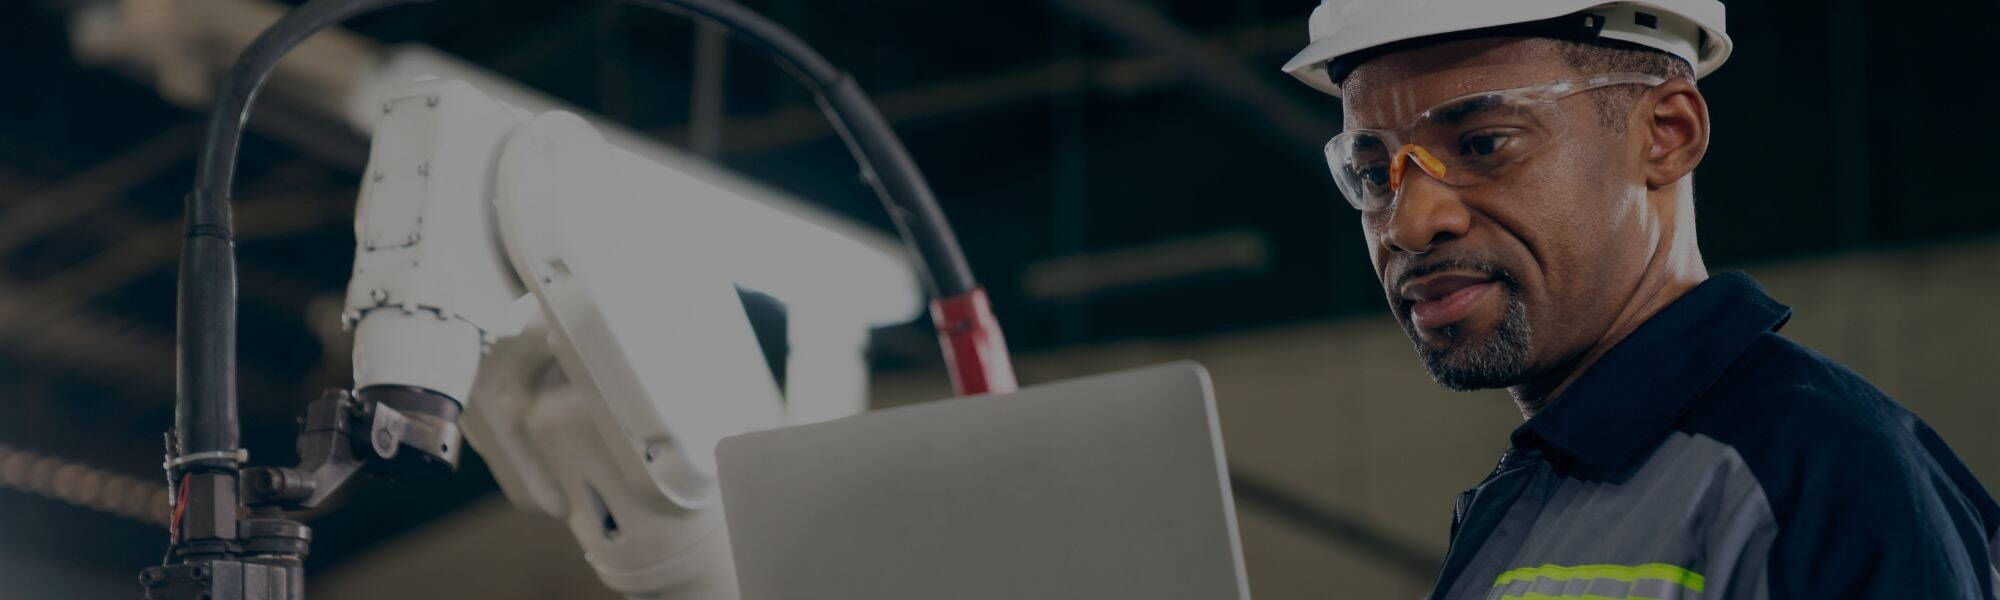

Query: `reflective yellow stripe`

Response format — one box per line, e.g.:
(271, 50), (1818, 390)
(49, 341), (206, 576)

(1497, 595), (1652, 600)
(1493, 562), (1705, 594)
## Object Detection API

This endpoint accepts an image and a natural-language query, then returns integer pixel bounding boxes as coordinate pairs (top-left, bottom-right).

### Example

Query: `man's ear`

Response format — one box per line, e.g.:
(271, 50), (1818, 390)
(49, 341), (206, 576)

(1637, 78), (1709, 190)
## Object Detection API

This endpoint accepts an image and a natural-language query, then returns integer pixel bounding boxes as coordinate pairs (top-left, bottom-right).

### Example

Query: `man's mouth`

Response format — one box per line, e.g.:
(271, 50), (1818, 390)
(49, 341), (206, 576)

(1400, 272), (1500, 331)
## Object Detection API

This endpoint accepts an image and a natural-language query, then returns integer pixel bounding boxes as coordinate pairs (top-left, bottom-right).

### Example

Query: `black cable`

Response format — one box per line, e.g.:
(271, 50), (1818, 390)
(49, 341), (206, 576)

(614, 0), (979, 298)
(178, 0), (439, 472)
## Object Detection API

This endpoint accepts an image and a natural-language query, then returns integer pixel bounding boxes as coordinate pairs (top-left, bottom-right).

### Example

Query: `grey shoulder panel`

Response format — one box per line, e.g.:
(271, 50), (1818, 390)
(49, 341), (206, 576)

(1446, 432), (1776, 599)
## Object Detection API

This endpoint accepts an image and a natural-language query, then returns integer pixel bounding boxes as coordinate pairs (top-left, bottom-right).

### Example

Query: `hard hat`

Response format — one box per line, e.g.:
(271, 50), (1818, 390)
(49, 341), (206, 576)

(1282, 1), (1732, 97)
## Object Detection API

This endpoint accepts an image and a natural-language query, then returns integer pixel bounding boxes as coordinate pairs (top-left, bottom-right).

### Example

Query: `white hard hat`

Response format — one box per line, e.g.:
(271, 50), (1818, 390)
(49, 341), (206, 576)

(1282, 0), (1732, 97)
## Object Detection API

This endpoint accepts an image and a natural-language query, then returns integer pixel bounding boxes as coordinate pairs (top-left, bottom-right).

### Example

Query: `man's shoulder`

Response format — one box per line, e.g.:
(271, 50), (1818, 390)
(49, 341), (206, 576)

(1664, 327), (2000, 597)
(1673, 331), (1992, 523)
(1678, 331), (1906, 453)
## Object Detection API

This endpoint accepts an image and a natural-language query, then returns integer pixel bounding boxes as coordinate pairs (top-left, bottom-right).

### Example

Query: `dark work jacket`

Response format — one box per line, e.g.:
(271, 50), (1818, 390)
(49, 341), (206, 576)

(1427, 272), (2000, 599)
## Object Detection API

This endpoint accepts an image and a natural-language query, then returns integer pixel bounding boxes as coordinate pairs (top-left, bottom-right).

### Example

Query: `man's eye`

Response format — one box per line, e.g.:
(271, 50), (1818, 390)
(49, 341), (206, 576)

(1357, 164), (1391, 187)
(1457, 131), (1516, 157)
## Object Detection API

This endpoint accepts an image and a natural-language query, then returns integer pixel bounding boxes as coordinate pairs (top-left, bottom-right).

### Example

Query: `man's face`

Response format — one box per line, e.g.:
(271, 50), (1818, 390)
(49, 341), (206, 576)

(1341, 38), (1656, 390)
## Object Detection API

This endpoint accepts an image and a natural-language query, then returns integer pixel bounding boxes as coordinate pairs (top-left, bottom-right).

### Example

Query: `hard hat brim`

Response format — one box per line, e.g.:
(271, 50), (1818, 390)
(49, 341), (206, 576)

(1284, 0), (1731, 97)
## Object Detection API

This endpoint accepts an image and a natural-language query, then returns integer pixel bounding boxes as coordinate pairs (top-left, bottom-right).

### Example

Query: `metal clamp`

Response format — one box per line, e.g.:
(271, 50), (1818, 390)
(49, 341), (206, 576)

(163, 449), (249, 471)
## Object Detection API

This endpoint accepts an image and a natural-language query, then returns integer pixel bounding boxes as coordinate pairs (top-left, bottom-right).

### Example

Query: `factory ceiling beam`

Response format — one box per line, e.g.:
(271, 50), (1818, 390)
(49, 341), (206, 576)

(63, 0), (914, 258)
(0, 123), (209, 403)
(0, 194), (343, 333)
(3, 151), (329, 377)
(662, 19), (1309, 155)
(0, 169), (39, 208)
(0, 290), (176, 398)
(0, 123), (201, 257)
(0, 149), (329, 410)
(64, 0), (1311, 159)
(0, 185), (338, 408)
(0, 283), (289, 406)
(1045, 0), (1336, 158)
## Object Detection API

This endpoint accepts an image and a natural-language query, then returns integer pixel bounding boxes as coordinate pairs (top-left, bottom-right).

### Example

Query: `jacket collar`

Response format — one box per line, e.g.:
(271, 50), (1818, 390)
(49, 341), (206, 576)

(1511, 272), (1791, 469)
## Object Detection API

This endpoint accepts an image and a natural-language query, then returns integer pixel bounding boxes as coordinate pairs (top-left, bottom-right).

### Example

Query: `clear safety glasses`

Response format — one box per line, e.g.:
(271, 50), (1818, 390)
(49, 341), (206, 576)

(1325, 72), (1666, 212)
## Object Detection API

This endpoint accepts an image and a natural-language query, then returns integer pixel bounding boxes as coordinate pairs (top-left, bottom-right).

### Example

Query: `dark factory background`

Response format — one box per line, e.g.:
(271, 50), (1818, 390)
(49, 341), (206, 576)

(1, 0), (1995, 597)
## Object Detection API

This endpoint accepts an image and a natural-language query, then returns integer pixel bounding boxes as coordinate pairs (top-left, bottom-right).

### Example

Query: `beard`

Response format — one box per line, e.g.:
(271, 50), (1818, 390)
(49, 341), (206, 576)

(1393, 267), (1534, 391)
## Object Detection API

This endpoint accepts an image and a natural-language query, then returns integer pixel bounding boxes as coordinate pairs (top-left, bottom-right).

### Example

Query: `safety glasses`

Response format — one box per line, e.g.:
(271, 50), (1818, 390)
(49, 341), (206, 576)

(1325, 72), (1666, 212)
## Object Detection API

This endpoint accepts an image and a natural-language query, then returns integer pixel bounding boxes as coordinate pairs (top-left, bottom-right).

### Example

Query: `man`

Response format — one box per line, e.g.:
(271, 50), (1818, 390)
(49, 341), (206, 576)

(1280, 2), (2000, 598)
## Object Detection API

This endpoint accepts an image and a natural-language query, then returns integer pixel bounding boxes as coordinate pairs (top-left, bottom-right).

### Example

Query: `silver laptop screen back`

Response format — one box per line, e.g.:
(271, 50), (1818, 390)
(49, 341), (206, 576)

(716, 362), (1249, 600)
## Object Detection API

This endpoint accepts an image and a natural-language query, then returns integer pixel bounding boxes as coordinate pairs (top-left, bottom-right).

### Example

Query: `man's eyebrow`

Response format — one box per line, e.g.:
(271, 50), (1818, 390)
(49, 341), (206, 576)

(1428, 95), (1503, 125)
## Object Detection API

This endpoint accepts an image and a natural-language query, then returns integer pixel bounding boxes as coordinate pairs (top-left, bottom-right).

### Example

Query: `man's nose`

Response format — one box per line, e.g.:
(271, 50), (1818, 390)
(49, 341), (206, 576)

(1379, 176), (1471, 255)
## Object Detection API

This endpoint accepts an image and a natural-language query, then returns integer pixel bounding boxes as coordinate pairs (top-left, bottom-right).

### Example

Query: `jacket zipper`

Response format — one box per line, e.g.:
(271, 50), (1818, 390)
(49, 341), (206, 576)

(1428, 458), (1540, 600)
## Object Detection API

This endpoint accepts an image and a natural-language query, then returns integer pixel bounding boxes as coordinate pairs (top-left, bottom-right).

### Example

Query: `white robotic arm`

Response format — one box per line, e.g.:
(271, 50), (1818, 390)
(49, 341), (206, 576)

(343, 77), (920, 599)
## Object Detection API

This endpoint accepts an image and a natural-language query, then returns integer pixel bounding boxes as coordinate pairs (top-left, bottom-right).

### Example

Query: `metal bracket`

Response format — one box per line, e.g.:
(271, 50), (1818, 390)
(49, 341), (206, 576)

(165, 449), (249, 471)
(242, 387), (463, 511)
(141, 558), (301, 600)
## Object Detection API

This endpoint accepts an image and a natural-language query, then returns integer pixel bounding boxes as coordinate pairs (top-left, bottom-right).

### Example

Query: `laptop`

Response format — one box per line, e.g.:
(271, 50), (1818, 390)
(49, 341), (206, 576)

(715, 361), (1251, 600)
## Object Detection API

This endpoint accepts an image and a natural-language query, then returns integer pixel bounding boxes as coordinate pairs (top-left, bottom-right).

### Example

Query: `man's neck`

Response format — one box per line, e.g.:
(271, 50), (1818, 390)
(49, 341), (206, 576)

(1509, 271), (1707, 418)
(1509, 198), (1708, 420)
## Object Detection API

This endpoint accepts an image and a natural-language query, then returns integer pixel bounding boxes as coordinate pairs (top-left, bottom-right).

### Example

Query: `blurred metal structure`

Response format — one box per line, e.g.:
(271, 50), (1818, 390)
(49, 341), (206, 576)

(63, 0), (912, 254)
(687, 21), (729, 157)
(0, 444), (171, 527)
(67, 0), (1315, 157)
(1045, 0), (1337, 155)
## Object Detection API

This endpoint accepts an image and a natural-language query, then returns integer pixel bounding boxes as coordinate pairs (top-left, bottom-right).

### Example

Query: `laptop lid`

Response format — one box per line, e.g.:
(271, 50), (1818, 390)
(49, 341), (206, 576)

(716, 361), (1250, 600)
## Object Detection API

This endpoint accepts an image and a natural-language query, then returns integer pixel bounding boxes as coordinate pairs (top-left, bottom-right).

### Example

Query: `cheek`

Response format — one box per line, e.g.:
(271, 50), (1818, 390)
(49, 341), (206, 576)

(1463, 158), (1607, 301)
(1359, 209), (1390, 245)
(1561, 143), (1652, 261)
(1361, 216), (1391, 279)
(1523, 144), (1635, 245)
(1505, 142), (1650, 314)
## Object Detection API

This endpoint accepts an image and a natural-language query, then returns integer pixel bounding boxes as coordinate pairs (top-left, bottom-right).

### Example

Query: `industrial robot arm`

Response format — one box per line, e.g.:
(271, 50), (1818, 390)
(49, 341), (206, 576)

(154, 1), (1008, 598)
(343, 78), (919, 599)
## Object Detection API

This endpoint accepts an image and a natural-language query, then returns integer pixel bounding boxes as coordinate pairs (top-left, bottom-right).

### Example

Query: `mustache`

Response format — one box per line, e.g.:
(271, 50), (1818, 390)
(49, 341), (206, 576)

(1388, 257), (1522, 304)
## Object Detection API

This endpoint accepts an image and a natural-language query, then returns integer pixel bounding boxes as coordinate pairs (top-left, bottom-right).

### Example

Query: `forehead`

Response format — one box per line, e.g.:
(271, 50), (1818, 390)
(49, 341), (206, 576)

(1340, 37), (1578, 130)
